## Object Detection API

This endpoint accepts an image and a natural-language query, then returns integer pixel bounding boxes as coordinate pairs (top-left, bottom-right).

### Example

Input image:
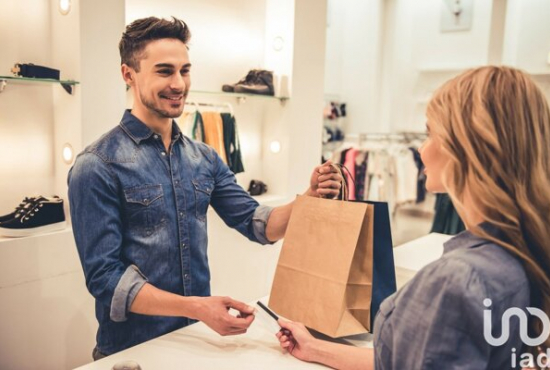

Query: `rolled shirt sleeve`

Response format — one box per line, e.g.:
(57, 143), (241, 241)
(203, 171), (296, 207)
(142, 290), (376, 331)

(110, 265), (148, 322)
(68, 152), (144, 322)
(252, 204), (274, 244)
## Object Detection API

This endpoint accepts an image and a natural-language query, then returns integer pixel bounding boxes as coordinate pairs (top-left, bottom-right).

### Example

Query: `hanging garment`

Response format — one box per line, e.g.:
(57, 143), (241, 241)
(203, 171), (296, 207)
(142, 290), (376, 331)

(363, 151), (373, 200)
(180, 111), (196, 139)
(201, 112), (228, 164)
(383, 152), (397, 214)
(192, 112), (205, 142)
(430, 194), (465, 235)
(394, 149), (419, 204)
(221, 113), (245, 174)
(355, 151), (368, 200)
(339, 148), (350, 166)
(367, 151), (378, 200)
(409, 147), (427, 203)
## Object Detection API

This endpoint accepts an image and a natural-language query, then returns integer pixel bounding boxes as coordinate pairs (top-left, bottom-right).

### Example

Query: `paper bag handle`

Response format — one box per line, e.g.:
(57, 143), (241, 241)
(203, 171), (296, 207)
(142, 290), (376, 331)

(329, 163), (354, 201)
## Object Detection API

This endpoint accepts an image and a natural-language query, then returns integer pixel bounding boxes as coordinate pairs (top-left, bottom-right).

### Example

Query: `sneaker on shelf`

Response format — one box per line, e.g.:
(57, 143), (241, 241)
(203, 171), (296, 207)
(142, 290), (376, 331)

(0, 196), (65, 237)
(222, 69), (275, 96)
(0, 196), (39, 224)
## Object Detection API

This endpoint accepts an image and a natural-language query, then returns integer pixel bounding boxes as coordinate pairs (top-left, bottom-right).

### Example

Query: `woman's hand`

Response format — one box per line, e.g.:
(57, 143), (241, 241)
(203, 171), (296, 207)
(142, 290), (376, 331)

(276, 318), (376, 370)
(276, 319), (319, 362)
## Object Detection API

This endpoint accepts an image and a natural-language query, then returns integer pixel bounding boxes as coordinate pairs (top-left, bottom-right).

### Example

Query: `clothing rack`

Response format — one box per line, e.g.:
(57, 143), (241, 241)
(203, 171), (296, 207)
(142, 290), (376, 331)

(330, 132), (429, 214)
(184, 101), (234, 116)
(345, 132), (426, 147)
(180, 101), (244, 174)
(346, 132), (427, 139)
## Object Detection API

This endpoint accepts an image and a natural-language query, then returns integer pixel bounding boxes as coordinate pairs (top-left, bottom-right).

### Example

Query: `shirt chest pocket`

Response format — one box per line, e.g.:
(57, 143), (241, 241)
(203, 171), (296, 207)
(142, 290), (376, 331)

(192, 180), (214, 222)
(124, 184), (167, 236)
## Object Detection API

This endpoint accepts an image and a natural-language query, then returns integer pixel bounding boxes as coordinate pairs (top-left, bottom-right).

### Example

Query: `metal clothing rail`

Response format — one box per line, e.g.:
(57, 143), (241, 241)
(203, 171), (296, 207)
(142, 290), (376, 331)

(184, 101), (234, 116)
(346, 132), (427, 141)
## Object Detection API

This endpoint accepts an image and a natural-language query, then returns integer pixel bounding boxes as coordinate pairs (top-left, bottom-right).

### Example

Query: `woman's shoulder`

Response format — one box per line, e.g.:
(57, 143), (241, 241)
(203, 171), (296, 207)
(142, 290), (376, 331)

(398, 240), (529, 309)
(381, 240), (530, 370)
(446, 240), (528, 298)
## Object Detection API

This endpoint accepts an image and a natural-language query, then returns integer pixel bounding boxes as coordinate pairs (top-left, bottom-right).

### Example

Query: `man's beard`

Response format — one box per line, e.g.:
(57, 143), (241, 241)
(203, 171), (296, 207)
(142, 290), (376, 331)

(141, 91), (187, 118)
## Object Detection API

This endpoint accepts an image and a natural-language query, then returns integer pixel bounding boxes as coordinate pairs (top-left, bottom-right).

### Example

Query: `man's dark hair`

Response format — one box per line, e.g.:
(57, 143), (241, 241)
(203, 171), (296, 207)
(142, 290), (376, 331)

(119, 16), (191, 71)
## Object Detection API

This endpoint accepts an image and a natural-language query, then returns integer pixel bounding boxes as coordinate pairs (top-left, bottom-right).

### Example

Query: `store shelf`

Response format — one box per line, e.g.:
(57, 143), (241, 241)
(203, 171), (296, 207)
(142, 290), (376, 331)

(0, 75), (80, 95)
(0, 226), (76, 288)
(189, 89), (289, 104)
(0, 225), (73, 244)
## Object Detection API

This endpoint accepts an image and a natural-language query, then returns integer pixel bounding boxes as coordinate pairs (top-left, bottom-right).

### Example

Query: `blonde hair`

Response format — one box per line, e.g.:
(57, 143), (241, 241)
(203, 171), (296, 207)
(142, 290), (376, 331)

(427, 66), (550, 358)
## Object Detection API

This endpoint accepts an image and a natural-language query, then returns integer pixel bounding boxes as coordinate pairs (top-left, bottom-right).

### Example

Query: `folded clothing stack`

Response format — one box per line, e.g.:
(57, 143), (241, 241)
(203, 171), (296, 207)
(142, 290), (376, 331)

(0, 196), (66, 237)
(11, 63), (60, 80)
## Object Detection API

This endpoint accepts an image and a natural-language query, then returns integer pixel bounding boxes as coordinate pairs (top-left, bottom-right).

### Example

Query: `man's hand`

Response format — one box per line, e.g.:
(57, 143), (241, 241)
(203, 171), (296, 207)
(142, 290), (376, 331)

(194, 296), (255, 336)
(306, 160), (342, 198)
(265, 161), (344, 241)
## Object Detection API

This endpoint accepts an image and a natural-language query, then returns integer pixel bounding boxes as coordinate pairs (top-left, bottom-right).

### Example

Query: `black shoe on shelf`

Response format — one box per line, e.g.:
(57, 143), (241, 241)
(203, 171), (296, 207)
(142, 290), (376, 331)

(0, 196), (65, 237)
(222, 69), (275, 96)
(0, 196), (39, 224)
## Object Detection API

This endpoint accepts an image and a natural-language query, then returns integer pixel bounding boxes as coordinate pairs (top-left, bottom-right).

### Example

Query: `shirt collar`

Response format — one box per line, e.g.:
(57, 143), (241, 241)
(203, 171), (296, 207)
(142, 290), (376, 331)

(171, 120), (184, 143)
(443, 222), (505, 255)
(119, 110), (185, 145)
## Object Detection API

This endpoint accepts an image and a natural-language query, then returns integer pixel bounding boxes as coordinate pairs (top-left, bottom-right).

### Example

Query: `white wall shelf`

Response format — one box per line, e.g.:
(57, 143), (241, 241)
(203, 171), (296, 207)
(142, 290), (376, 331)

(0, 225), (72, 244)
(0, 75), (80, 95)
(189, 90), (289, 105)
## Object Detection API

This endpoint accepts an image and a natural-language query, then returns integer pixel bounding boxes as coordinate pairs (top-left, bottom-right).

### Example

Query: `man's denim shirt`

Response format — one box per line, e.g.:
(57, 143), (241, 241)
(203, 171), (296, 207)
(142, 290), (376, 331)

(68, 110), (273, 355)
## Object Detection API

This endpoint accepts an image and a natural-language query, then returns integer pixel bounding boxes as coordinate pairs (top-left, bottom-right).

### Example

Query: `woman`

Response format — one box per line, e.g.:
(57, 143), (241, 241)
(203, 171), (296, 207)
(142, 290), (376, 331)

(276, 66), (550, 369)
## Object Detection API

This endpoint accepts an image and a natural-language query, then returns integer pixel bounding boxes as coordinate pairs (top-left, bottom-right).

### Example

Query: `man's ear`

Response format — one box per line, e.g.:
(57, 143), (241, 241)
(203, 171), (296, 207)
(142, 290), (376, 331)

(121, 64), (135, 86)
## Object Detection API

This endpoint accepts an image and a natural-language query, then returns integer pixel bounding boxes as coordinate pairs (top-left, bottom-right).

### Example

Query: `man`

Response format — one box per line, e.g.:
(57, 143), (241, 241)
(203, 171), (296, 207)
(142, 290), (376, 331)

(68, 16), (342, 359)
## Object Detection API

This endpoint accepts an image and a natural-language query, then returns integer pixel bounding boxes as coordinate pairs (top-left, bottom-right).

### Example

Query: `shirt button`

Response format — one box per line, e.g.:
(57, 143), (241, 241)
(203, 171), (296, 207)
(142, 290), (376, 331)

(161, 152), (166, 156)
(184, 274), (189, 279)
(153, 134), (159, 139)
(182, 243), (186, 249)
(175, 180), (179, 184)
(179, 212), (183, 217)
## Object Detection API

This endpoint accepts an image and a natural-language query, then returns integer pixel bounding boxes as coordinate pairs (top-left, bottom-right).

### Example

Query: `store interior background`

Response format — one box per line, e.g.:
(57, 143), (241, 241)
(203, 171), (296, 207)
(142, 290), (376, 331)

(1, 0), (549, 368)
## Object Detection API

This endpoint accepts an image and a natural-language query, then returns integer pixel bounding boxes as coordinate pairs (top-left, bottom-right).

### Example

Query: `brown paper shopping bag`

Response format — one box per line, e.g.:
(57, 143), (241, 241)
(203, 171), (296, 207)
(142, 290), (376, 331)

(268, 194), (375, 337)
